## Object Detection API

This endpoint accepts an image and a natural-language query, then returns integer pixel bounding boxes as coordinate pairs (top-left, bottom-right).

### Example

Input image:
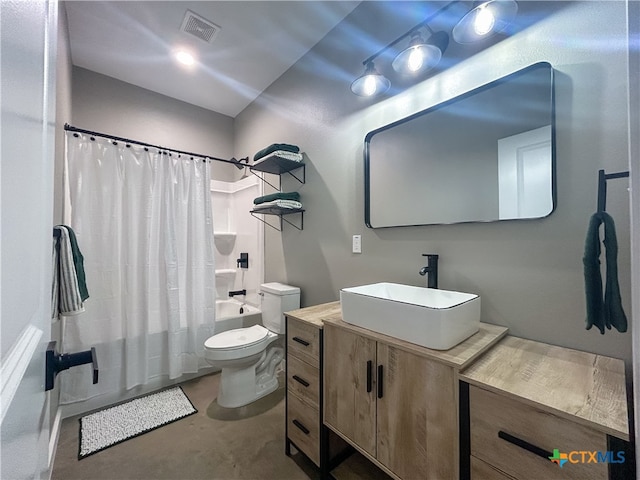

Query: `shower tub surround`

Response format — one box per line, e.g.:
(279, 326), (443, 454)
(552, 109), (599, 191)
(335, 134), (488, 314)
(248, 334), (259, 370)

(211, 175), (264, 309)
(215, 299), (262, 331)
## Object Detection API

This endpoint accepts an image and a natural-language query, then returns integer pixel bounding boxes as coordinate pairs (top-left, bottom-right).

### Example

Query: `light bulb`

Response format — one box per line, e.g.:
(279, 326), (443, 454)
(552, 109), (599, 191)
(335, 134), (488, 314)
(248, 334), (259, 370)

(407, 48), (424, 72)
(175, 50), (195, 66)
(363, 75), (377, 96)
(474, 5), (496, 36)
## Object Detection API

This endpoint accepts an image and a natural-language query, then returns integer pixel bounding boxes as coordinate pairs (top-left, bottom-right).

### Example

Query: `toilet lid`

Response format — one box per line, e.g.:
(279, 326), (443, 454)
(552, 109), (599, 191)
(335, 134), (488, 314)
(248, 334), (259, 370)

(205, 325), (269, 350)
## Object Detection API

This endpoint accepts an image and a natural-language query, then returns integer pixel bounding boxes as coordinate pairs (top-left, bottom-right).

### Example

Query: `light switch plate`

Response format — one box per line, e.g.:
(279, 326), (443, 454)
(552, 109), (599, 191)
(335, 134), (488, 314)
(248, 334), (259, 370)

(352, 235), (362, 254)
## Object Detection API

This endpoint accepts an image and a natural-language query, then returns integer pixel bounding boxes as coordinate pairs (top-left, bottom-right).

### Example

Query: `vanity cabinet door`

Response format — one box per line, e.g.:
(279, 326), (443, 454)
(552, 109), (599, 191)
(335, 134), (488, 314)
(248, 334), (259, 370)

(323, 323), (377, 457)
(377, 343), (457, 480)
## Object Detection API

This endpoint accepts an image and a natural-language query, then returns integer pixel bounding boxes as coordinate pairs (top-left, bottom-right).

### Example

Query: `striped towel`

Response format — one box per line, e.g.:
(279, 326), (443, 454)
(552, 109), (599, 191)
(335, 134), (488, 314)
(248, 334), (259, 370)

(52, 225), (89, 318)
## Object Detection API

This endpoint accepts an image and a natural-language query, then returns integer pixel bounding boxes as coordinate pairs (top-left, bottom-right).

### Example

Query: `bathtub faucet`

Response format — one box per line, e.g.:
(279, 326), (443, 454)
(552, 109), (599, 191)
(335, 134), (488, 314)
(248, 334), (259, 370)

(229, 289), (246, 297)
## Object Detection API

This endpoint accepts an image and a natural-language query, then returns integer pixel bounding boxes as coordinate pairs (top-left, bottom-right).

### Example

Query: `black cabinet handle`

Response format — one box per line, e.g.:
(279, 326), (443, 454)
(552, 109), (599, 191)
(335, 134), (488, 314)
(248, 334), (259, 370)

(377, 365), (384, 398)
(366, 360), (373, 393)
(498, 431), (553, 460)
(293, 419), (310, 435)
(292, 336), (310, 346)
(292, 375), (310, 387)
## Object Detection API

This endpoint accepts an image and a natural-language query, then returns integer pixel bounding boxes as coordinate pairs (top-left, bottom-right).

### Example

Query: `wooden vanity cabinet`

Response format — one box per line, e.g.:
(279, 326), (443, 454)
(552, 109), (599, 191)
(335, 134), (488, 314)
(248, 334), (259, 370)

(323, 320), (505, 479)
(459, 336), (633, 480)
(285, 315), (323, 466)
(284, 302), (350, 476)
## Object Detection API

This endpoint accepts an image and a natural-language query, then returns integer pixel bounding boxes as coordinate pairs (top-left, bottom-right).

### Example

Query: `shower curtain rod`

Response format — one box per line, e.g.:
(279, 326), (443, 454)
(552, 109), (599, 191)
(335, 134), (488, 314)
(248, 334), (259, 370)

(64, 123), (249, 167)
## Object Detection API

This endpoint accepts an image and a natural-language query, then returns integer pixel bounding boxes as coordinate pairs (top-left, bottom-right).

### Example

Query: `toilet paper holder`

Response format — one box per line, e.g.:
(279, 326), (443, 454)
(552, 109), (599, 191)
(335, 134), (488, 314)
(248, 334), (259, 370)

(45, 341), (98, 391)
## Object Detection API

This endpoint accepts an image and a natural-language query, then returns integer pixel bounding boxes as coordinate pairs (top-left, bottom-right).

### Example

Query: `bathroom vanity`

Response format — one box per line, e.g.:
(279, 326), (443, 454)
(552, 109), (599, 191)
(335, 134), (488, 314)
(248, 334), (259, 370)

(322, 313), (507, 479)
(284, 302), (633, 480)
(459, 336), (631, 480)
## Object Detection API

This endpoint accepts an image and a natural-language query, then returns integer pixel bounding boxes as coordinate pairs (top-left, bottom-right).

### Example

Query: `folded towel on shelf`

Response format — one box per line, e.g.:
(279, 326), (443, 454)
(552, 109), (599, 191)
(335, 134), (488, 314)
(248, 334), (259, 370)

(253, 143), (299, 162)
(254, 192), (300, 205)
(253, 199), (303, 210)
(52, 225), (89, 318)
(252, 150), (303, 167)
(583, 211), (627, 334)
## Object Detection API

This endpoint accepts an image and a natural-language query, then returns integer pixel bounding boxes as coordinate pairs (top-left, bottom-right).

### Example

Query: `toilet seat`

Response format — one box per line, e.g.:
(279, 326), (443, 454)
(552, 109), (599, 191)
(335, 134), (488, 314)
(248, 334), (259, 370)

(204, 325), (277, 363)
(205, 325), (269, 351)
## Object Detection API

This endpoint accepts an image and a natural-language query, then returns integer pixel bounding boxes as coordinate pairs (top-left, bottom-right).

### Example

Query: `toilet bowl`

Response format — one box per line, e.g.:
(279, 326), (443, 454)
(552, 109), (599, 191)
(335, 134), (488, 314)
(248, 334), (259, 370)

(204, 283), (300, 408)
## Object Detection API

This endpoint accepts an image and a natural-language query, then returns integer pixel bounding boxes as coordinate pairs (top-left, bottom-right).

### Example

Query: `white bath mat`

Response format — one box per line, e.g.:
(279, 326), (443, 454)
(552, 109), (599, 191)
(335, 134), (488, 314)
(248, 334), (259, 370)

(78, 386), (197, 459)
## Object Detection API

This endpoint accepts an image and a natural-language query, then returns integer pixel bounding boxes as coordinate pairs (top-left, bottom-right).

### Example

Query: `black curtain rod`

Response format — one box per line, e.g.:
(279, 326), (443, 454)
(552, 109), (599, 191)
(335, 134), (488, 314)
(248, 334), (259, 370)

(64, 123), (248, 166)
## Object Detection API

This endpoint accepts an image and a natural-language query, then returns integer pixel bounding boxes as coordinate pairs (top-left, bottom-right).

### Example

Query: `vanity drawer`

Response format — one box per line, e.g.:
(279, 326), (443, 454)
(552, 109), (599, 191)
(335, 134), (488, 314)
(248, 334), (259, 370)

(287, 390), (320, 466)
(469, 385), (608, 480)
(287, 318), (320, 368)
(286, 354), (320, 409)
(471, 456), (516, 480)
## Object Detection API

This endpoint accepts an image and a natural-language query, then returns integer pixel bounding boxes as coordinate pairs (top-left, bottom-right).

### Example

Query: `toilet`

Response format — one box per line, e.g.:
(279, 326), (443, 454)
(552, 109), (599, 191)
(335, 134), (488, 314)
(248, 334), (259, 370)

(204, 282), (300, 408)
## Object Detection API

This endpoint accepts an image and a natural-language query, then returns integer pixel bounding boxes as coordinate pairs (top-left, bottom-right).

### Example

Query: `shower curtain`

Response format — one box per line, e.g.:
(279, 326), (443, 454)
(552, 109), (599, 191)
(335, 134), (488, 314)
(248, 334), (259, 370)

(60, 133), (216, 404)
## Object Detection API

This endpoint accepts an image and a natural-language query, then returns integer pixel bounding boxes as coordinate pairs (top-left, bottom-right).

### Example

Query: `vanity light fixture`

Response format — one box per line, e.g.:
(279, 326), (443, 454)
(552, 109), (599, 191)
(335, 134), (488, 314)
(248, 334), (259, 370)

(392, 27), (449, 75)
(350, 0), (518, 97)
(452, 0), (518, 44)
(350, 61), (391, 97)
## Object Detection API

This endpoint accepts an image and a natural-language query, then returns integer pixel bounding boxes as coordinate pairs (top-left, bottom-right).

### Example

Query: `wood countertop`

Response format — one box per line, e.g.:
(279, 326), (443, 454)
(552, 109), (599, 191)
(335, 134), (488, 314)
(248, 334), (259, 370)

(459, 335), (630, 441)
(287, 301), (508, 370)
(285, 301), (342, 328)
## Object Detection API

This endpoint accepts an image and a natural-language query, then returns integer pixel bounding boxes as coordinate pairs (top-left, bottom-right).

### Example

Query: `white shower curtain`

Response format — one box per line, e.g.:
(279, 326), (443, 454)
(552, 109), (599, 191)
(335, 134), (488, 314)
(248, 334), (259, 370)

(60, 133), (216, 404)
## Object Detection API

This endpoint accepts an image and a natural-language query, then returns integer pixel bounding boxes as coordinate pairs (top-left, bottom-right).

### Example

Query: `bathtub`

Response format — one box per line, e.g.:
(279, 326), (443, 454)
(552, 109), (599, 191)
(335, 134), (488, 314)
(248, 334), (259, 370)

(215, 299), (262, 332)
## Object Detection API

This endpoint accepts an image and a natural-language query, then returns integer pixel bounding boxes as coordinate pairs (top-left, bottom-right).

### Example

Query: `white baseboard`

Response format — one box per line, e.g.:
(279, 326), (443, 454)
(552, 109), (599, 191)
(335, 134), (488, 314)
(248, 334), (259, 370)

(47, 407), (63, 479)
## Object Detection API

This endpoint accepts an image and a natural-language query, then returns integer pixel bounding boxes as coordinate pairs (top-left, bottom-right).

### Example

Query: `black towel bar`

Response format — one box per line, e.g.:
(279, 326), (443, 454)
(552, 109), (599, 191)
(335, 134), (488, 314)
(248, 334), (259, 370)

(597, 169), (629, 212)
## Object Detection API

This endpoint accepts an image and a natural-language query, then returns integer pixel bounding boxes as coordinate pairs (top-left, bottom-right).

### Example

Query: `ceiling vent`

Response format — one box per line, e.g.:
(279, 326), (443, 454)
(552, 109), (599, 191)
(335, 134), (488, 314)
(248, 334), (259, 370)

(180, 10), (221, 44)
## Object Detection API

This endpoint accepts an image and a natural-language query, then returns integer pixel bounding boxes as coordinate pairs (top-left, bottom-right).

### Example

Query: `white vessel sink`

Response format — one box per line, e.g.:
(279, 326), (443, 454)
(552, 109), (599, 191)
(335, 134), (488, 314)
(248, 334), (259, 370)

(340, 282), (480, 350)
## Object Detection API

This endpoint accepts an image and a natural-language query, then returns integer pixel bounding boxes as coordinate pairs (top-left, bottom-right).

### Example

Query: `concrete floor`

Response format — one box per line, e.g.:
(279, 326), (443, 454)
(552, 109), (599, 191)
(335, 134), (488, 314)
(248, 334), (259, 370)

(52, 372), (390, 480)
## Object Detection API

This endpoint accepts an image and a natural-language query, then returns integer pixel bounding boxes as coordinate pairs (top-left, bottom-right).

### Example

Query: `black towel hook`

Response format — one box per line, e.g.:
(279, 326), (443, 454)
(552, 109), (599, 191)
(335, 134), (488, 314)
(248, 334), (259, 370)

(597, 169), (629, 212)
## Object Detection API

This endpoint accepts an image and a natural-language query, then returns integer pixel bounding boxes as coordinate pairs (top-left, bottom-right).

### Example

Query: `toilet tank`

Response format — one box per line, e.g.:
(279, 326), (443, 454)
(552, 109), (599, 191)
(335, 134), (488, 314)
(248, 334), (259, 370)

(260, 282), (300, 334)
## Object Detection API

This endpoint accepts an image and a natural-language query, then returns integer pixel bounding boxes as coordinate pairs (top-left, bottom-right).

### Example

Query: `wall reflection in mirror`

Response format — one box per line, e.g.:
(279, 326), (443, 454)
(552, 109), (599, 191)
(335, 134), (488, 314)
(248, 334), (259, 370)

(364, 62), (555, 228)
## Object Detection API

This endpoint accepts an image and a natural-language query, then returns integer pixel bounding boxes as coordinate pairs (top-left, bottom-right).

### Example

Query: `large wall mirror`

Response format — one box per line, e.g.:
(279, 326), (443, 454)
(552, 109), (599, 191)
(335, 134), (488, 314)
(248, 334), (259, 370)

(364, 62), (555, 228)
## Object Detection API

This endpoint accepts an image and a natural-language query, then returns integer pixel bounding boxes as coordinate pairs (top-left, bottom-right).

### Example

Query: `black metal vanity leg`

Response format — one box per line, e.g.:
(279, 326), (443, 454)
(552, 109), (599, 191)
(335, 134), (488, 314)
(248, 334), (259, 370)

(459, 381), (471, 480)
(285, 438), (291, 456)
(320, 425), (330, 480)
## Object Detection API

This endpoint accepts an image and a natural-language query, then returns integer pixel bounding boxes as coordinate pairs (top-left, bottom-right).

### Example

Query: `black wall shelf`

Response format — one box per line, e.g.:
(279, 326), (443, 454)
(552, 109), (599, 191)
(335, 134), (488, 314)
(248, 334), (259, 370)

(250, 154), (305, 191)
(250, 207), (304, 231)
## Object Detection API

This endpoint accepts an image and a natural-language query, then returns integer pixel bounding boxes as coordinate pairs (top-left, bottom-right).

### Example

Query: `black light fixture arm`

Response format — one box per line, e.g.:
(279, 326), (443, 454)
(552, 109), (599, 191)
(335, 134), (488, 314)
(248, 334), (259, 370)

(361, 1), (459, 66)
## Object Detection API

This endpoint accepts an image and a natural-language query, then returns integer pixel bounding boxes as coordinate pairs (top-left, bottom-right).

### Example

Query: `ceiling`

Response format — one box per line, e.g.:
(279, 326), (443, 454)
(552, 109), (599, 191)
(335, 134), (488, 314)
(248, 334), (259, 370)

(64, 1), (360, 118)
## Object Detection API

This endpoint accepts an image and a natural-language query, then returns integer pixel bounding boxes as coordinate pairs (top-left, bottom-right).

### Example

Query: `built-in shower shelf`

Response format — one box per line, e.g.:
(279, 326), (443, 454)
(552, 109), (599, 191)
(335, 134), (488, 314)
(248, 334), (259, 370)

(215, 269), (237, 277)
(249, 154), (305, 192)
(214, 232), (236, 239)
(214, 232), (237, 254)
(250, 207), (304, 232)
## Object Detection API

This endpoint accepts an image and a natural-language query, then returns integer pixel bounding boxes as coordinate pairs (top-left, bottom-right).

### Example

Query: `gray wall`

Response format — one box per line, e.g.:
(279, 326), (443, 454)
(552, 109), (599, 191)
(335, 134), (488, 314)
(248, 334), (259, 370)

(235, 1), (633, 365)
(71, 67), (237, 181)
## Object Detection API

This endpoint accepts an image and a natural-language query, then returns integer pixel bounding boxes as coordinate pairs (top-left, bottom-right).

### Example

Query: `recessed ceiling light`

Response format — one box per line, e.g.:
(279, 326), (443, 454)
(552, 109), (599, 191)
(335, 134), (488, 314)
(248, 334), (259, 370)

(174, 49), (196, 67)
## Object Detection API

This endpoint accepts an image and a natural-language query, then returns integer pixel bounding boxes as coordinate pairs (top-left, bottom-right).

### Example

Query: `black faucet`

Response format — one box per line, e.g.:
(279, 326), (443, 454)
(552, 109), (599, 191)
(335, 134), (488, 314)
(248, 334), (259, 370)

(419, 254), (439, 289)
(229, 289), (246, 297)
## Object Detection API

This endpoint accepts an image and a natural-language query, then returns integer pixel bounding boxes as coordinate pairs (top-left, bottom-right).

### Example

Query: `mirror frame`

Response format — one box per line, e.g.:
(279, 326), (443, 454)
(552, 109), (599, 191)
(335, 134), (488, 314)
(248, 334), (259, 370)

(364, 62), (556, 228)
